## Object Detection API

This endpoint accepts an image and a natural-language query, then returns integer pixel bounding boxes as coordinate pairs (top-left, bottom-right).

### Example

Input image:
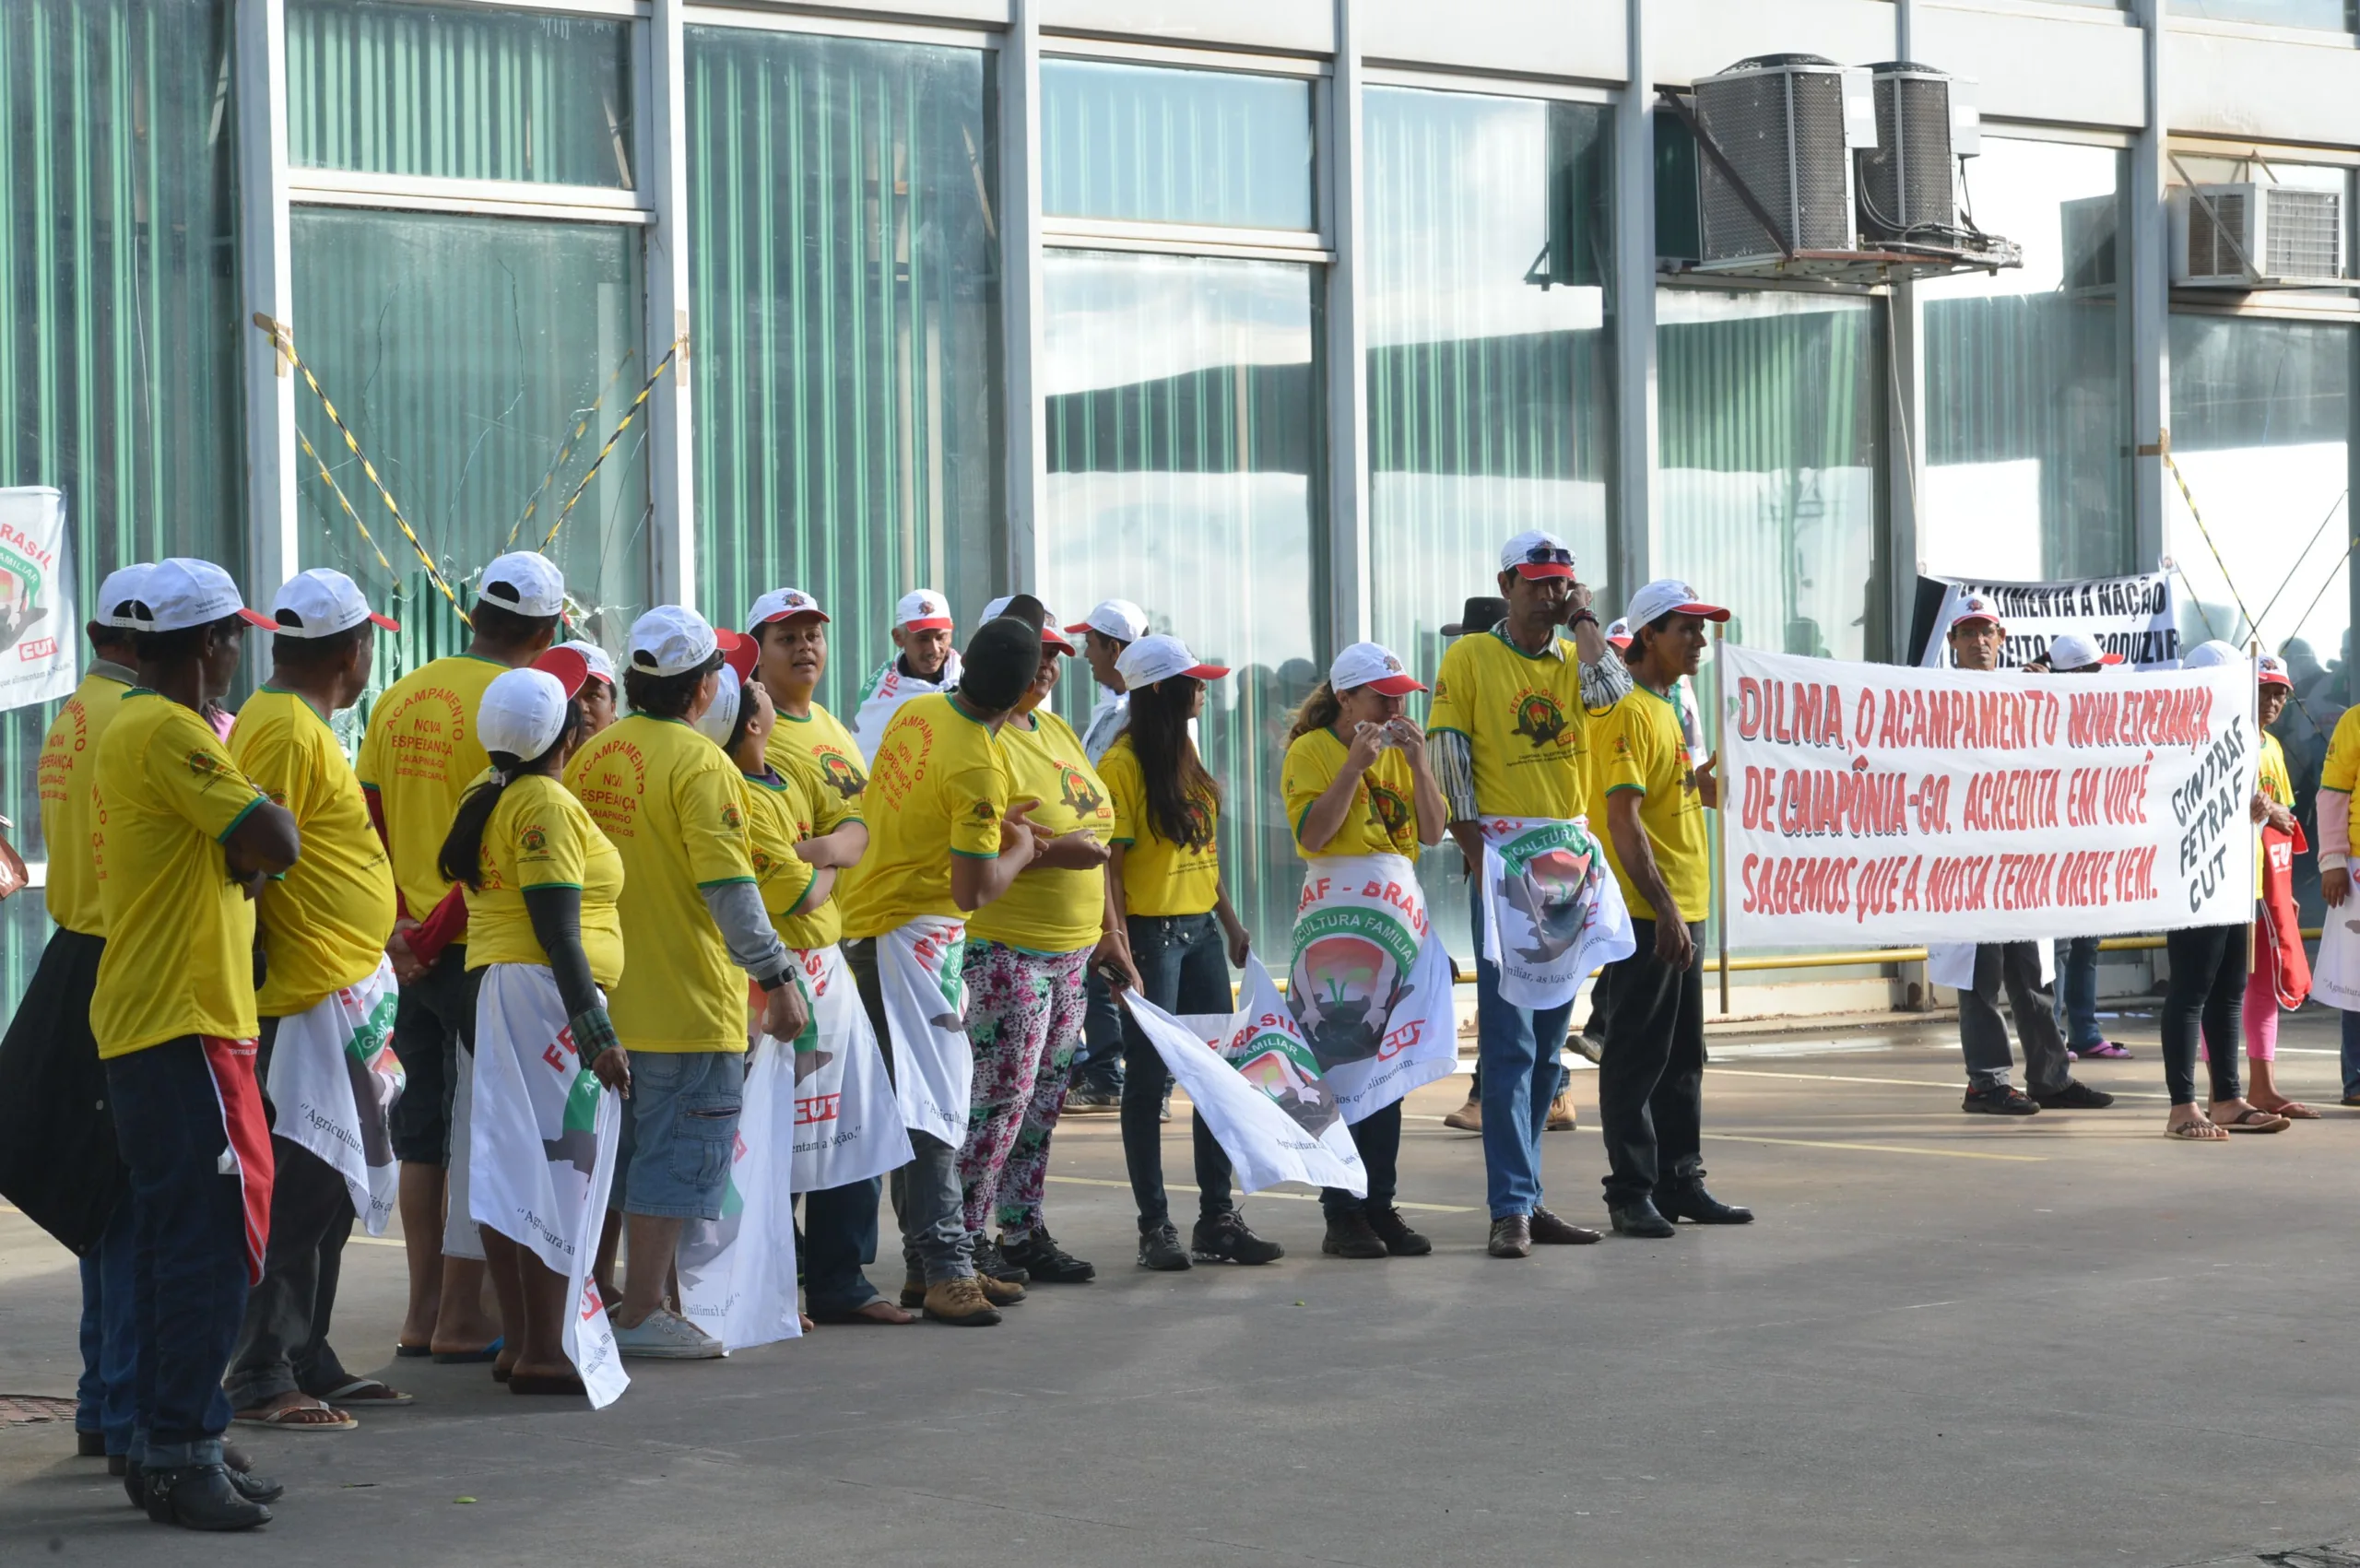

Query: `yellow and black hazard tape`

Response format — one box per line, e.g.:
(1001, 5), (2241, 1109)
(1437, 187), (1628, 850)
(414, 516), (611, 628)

(294, 426), (396, 584)
(506, 349), (639, 552)
(539, 340), (680, 553)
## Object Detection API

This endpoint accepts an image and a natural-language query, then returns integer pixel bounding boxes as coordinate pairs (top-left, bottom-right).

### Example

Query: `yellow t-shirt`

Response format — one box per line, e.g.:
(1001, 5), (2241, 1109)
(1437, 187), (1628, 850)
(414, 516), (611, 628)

(2259, 729), (2293, 902)
(973, 710), (1113, 954)
(739, 769), (824, 946)
(1425, 629), (1590, 820)
(564, 714), (759, 1053)
(230, 689), (399, 1015)
(835, 693), (1009, 939)
(1101, 732), (1221, 917)
(463, 772), (625, 990)
(2320, 704), (2360, 841)
(89, 692), (272, 1056)
(37, 668), (134, 936)
(1595, 682), (1711, 925)
(356, 654), (509, 921)
(1281, 727), (1421, 860)
(764, 701), (864, 949)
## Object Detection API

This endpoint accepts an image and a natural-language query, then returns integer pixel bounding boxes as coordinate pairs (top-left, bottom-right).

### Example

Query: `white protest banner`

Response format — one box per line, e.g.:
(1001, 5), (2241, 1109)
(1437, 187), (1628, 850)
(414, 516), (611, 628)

(265, 955), (403, 1234)
(876, 915), (974, 1145)
(1476, 818), (1635, 1010)
(786, 944), (911, 1194)
(1918, 568), (2179, 670)
(677, 1042), (803, 1354)
(1723, 644), (2256, 949)
(850, 651), (963, 764)
(1125, 957), (1364, 1197)
(1283, 854), (1459, 1123)
(2311, 912), (2360, 1012)
(0, 488), (76, 713)
(466, 964), (628, 1409)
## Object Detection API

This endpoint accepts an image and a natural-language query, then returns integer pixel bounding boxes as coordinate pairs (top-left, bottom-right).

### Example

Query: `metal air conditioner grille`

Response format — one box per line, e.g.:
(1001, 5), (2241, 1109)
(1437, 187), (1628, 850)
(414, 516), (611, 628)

(1695, 71), (1795, 264)
(2188, 192), (2247, 278)
(1788, 71), (1853, 250)
(1892, 76), (1953, 229)
(2265, 188), (2342, 278)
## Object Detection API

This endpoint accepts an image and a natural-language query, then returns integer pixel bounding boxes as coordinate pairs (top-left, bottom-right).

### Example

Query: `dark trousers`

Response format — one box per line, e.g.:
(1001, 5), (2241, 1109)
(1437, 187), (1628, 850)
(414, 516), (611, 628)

(224, 1018), (356, 1409)
(1597, 921), (1707, 1208)
(1118, 913), (1235, 1230)
(1070, 970), (1127, 1094)
(106, 1037), (254, 1468)
(799, 1178), (883, 1315)
(1959, 942), (2071, 1095)
(387, 943), (470, 1165)
(1322, 1100), (1400, 1217)
(2163, 924), (2249, 1107)
(75, 1199), (137, 1455)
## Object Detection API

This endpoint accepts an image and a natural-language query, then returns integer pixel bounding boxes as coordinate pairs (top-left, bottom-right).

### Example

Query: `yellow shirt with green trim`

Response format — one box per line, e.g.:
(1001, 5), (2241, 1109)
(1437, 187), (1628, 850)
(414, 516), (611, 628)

(230, 687), (398, 1015)
(835, 693), (1009, 939)
(1281, 727), (1420, 860)
(1100, 732), (1221, 917)
(1425, 628), (1590, 820)
(1595, 681), (1712, 925)
(564, 713), (758, 1053)
(37, 667), (135, 937)
(763, 699), (864, 949)
(739, 767), (824, 948)
(2320, 704), (2360, 845)
(89, 691), (272, 1057)
(973, 709), (1113, 954)
(356, 653), (508, 920)
(2259, 729), (2293, 902)
(464, 772), (625, 990)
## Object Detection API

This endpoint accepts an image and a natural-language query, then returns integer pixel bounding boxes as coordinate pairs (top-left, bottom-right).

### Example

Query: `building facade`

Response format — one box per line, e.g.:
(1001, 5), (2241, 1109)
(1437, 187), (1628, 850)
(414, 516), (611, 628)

(3, 0), (2357, 983)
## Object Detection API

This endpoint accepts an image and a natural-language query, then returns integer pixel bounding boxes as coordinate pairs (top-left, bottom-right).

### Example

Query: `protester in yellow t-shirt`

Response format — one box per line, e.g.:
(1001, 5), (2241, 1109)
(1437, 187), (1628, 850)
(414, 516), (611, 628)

(223, 569), (407, 1430)
(562, 607), (804, 1359)
(1593, 579), (1746, 1240)
(439, 655), (629, 1398)
(88, 559), (299, 1529)
(1101, 632), (1280, 1273)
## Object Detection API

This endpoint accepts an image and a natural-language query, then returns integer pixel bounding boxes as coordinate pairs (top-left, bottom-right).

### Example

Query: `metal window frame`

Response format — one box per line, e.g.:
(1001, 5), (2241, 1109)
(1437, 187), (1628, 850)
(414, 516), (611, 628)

(680, 5), (999, 49)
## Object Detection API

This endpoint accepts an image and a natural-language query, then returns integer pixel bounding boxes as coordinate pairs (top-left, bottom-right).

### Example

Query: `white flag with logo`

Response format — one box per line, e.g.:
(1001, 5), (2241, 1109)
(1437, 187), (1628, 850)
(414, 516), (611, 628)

(0, 487), (77, 713)
(786, 944), (911, 1193)
(266, 955), (404, 1234)
(677, 1042), (803, 1354)
(466, 963), (628, 1409)
(1284, 854), (1461, 1123)
(1477, 816), (1635, 1010)
(850, 652), (964, 764)
(876, 915), (974, 1145)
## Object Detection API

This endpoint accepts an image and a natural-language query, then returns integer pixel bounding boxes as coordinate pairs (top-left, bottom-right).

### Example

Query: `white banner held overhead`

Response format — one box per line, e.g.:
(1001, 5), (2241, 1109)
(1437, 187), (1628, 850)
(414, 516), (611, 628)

(1722, 645), (2256, 949)
(0, 488), (76, 713)
(1918, 568), (2179, 670)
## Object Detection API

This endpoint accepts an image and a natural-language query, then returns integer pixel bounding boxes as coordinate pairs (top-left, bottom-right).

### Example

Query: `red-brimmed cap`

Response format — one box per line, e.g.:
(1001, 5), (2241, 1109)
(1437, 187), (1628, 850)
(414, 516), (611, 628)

(530, 646), (593, 701)
(716, 627), (759, 683)
(1624, 579), (1731, 628)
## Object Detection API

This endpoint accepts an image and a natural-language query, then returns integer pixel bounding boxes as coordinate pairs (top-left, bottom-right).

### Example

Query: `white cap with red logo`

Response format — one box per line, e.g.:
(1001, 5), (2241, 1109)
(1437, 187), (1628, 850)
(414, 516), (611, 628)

(1948, 594), (2004, 634)
(893, 589), (952, 631)
(119, 559), (274, 634)
(1329, 641), (1425, 697)
(1499, 530), (1575, 581)
(271, 567), (401, 638)
(1623, 578), (1731, 629)
(746, 587), (829, 630)
(2259, 653), (2294, 689)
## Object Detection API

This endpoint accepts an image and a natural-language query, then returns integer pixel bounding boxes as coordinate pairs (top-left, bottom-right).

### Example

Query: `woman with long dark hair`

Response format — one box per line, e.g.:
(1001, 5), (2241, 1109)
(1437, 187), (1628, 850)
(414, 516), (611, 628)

(1101, 634), (1282, 1271)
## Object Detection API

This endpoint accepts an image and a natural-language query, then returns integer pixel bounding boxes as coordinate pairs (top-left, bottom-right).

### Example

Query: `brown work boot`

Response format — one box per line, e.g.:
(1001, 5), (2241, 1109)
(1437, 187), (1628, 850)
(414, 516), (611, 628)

(921, 1277), (1003, 1326)
(1442, 1096), (1482, 1132)
(1546, 1092), (1577, 1131)
(1487, 1214), (1532, 1258)
(973, 1270), (1027, 1307)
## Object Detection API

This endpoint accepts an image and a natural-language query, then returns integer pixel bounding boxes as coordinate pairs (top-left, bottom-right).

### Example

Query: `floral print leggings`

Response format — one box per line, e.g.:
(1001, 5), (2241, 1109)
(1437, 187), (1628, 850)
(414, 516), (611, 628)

(957, 940), (1091, 1240)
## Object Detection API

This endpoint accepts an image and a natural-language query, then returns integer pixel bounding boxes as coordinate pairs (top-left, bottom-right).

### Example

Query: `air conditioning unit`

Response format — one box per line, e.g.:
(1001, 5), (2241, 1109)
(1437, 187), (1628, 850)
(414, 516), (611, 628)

(1691, 54), (1878, 268)
(2170, 183), (2345, 289)
(1855, 63), (1955, 242)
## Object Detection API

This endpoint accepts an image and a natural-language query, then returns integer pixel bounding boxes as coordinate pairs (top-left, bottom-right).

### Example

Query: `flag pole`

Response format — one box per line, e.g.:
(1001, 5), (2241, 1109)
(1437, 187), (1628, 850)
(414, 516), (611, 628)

(1714, 621), (1729, 1018)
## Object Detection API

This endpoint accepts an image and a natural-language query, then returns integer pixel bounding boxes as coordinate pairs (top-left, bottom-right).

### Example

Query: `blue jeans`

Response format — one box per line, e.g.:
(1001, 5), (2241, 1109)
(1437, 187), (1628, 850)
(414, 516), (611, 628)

(2052, 937), (2102, 1051)
(76, 1197), (137, 1456)
(1471, 879), (1573, 1220)
(1069, 970), (1127, 1095)
(1117, 913), (1236, 1229)
(799, 1179), (882, 1314)
(613, 1050), (745, 1220)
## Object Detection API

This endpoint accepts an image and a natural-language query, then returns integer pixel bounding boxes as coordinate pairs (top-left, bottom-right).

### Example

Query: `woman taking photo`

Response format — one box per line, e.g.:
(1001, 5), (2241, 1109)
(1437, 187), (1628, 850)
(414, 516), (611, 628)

(1281, 642), (1447, 1259)
(1101, 633), (1282, 1271)
(439, 653), (630, 1397)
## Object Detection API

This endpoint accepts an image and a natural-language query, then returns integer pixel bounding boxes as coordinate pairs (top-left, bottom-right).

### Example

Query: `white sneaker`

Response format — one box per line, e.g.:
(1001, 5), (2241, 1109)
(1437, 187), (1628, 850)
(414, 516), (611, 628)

(611, 1305), (723, 1360)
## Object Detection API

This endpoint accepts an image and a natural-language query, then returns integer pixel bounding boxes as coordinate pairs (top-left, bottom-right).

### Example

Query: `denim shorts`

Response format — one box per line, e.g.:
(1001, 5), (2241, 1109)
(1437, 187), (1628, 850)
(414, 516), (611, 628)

(611, 1049), (746, 1220)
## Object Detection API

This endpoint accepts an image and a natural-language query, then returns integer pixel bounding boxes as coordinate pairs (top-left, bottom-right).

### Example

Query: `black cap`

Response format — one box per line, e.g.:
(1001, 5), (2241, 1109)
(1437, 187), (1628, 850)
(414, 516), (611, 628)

(961, 616), (1043, 713)
(1441, 596), (1508, 638)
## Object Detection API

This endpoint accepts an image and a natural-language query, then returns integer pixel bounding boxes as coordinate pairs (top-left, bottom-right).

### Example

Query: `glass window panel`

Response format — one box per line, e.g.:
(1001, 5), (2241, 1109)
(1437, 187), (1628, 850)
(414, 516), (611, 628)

(290, 208), (649, 698)
(0, 0), (243, 1006)
(1921, 138), (2130, 581)
(1364, 86), (1613, 955)
(1039, 250), (1325, 949)
(685, 29), (999, 716)
(2169, 0), (2353, 27)
(1042, 59), (1313, 230)
(1657, 289), (1882, 662)
(288, 0), (633, 187)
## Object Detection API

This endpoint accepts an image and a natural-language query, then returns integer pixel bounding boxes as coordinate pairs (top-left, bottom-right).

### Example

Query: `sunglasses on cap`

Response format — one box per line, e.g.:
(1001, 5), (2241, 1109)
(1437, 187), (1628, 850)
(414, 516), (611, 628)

(1519, 545), (1575, 567)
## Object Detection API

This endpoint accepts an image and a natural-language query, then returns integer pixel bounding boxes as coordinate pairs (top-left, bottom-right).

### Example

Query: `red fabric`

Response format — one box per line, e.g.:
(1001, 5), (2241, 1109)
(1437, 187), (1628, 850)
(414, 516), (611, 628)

(2260, 820), (2311, 1011)
(407, 883), (470, 968)
(200, 1036), (276, 1286)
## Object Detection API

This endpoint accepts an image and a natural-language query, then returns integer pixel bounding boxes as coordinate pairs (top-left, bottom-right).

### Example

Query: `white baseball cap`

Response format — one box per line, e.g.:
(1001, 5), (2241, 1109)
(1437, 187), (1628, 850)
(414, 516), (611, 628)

(478, 667), (572, 760)
(93, 563), (153, 630)
(1500, 530), (1575, 581)
(1065, 597), (1149, 643)
(628, 605), (721, 678)
(746, 586), (829, 630)
(1623, 578), (1731, 629)
(477, 551), (567, 619)
(2259, 653), (2294, 690)
(271, 567), (401, 638)
(119, 559), (274, 634)
(1330, 641), (1425, 697)
(690, 664), (742, 747)
(1948, 594), (2003, 634)
(1115, 632), (1228, 688)
(984, 595), (1073, 653)
(893, 589), (952, 631)
(2046, 631), (2122, 672)
(557, 639), (617, 688)
(2180, 639), (2243, 670)
(1605, 617), (1633, 650)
